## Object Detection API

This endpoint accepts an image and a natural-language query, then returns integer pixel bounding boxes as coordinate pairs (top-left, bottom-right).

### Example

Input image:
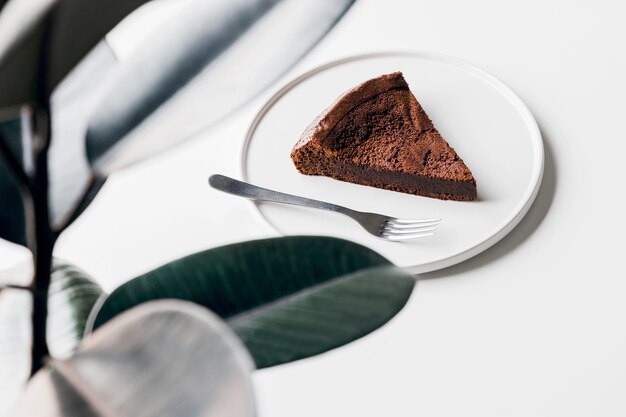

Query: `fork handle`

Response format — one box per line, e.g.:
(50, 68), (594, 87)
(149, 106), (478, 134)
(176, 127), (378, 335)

(209, 175), (352, 215)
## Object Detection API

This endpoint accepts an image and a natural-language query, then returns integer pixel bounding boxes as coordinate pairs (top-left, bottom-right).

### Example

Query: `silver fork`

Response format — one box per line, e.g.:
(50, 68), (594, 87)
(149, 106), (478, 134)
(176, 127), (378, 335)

(209, 175), (441, 241)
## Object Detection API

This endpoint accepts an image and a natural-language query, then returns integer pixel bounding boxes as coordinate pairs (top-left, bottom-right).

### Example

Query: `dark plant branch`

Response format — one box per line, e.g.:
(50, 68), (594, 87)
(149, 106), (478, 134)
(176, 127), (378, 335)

(0, 109), (53, 376)
(24, 9), (57, 376)
(0, 284), (34, 293)
(28, 106), (54, 376)
(0, 107), (52, 377)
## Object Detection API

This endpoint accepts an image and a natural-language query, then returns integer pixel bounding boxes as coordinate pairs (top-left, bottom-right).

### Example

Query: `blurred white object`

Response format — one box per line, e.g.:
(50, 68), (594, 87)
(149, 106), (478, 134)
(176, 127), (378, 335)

(86, 0), (355, 175)
(11, 300), (255, 417)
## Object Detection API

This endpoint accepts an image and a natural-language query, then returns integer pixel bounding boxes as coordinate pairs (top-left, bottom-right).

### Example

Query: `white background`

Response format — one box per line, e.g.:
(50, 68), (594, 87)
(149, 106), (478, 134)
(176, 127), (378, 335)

(2, 0), (626, 415)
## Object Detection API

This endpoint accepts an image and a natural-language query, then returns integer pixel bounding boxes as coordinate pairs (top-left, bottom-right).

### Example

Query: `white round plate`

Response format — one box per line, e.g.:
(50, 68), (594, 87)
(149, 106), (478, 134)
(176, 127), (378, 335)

(240, 51), (543, 274)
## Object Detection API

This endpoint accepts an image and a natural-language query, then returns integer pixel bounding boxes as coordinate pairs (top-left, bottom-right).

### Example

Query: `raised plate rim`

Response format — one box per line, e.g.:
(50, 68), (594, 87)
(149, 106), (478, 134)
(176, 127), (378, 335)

(239, 50), (544, 274)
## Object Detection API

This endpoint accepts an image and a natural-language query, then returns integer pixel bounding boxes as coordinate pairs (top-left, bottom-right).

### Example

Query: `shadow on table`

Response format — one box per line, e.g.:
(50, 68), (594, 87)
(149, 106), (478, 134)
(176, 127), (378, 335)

(419, 128), (557, 280)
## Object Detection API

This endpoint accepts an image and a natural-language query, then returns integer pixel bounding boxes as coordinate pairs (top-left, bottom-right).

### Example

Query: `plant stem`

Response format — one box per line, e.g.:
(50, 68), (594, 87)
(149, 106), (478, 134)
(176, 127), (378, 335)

(28, 108), (54, 376)
(0, 108), (52, 375)
(0, 285), (33, 293)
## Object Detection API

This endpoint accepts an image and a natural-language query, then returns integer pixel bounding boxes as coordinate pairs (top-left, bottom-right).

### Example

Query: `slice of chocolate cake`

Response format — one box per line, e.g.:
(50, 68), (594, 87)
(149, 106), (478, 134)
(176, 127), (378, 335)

(290, 72), (477, 200)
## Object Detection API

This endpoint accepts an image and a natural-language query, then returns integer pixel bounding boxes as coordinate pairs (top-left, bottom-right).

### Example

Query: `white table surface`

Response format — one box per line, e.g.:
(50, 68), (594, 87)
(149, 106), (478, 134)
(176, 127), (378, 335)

(3, 0), (626, 415)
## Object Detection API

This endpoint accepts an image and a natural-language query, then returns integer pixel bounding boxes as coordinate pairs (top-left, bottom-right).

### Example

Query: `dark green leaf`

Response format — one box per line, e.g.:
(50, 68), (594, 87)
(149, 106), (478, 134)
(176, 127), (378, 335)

(12, 301), (255, 417)
(86, 0), (356, 174)
(0, 116), (24, 170)
(0, 107), (31, 246)
(231, 264), (413, 368)
(0, 157), (26, 245)
(89, 236), (415, 368)
(47, 42), (116, 232)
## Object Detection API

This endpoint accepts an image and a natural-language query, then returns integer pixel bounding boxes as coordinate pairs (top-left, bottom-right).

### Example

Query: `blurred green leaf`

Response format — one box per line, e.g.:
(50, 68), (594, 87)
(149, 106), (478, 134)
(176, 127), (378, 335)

(0, 285), (30, 417)
(1, 0), (356, 236)
(0, 117), (24, 170)
(0, 0), (154, 107)
(47, 260), (104, 358)
(47, 42), (116, 232)
(0, 43), (116, 244)
(44, 0), (153, 92)
(0, 259), (104, 416)
(0, 0), (51, 107)
(0, 157), (26, 245)
(85, 0), (356, 174)
(89, 236), (415, 368)
(12, 301), (255, 417)
(0, 109), (27, 246)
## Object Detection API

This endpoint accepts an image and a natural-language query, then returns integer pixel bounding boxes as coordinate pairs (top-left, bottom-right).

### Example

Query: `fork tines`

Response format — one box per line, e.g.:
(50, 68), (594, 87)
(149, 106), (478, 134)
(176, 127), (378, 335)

(380, 218), (441, 241)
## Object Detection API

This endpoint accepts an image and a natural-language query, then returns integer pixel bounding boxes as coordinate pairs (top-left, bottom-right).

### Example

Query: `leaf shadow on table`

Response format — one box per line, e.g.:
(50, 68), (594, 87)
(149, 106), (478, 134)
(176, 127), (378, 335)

(419, 126), (557, 280)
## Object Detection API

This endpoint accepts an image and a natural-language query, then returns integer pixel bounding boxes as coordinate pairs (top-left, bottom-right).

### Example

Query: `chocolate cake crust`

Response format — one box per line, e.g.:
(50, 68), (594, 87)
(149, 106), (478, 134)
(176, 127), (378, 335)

(293, 72), (410, 150)
(291, 72), (476, 200)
